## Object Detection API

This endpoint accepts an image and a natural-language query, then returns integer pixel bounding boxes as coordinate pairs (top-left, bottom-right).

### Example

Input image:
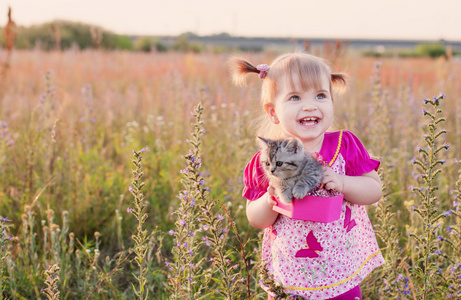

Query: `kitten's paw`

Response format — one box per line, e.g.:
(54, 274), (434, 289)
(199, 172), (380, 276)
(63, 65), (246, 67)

(292, 186), (309, 199)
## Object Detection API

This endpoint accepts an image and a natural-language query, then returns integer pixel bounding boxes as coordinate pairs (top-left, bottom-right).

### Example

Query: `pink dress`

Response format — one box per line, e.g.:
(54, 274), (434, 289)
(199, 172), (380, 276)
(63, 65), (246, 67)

(243, 131), (385, 299)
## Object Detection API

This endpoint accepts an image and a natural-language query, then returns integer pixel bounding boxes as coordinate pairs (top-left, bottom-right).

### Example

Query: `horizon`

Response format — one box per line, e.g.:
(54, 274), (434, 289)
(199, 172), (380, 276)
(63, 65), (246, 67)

(2, 0), (461, 41)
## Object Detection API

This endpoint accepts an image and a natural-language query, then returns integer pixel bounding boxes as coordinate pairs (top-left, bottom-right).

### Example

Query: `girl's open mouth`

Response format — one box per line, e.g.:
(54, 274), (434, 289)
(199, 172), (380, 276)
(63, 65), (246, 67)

(299, 117), (319, 126)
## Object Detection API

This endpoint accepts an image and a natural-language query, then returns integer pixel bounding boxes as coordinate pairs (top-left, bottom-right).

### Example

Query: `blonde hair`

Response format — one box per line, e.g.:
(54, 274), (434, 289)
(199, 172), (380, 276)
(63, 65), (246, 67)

(230, 52), (346, 139)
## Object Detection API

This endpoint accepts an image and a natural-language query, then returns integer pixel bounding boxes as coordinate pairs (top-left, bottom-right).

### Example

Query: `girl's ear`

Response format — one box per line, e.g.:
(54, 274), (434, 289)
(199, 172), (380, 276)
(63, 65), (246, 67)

(264, 103), (279, 124)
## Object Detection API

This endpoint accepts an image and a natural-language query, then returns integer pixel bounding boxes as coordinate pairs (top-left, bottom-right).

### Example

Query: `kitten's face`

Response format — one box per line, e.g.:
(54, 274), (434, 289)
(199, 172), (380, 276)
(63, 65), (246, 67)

(258, 137), (305, 180)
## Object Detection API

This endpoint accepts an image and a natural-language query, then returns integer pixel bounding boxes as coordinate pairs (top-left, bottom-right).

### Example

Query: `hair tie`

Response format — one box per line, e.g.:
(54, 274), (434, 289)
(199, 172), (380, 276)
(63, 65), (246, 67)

(256, 64), (269, 79)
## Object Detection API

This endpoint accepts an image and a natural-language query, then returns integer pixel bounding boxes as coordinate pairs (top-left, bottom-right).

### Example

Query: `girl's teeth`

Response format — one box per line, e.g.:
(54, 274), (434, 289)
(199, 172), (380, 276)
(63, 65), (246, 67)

(300, 118), (318, 125)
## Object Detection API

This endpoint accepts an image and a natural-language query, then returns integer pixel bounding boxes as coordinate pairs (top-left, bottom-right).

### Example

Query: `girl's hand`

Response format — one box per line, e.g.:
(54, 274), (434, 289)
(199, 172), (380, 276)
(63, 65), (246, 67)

(321, 166), (344, 193)
(246, 185), (280, 229)
(266, 186), (278, 206)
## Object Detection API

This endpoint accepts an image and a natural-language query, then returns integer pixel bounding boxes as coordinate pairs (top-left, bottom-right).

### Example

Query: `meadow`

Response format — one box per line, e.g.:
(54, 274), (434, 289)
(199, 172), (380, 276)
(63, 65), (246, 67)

(0, 48), (460, 299)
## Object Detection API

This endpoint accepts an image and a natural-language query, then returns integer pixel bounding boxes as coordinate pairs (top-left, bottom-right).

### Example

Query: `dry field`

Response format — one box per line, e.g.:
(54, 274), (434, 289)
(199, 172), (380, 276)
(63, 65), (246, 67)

(0, 49), (460, 299)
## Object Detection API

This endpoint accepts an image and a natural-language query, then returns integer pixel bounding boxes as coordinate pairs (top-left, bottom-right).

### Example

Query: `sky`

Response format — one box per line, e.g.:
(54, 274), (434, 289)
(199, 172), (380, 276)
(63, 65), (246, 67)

(1, 0), (460, 41)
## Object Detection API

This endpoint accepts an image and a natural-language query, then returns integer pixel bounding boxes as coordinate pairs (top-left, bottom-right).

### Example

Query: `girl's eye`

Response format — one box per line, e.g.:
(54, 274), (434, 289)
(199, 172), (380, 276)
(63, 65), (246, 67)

(276, 161), (283, 167)
(289, 95), (301, 101)
(316, 93), (326, 100)
(266, 161), (270, 166)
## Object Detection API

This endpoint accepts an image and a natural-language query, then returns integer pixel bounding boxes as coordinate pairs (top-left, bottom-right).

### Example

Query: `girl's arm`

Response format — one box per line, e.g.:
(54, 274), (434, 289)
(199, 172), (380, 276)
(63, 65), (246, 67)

(322, 168), (382, 205)
(246, 186), (279, 229)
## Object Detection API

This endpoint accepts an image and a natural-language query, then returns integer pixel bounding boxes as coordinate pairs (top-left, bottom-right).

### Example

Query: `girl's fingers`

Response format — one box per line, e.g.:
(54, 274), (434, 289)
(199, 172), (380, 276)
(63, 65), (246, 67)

(325, 182), (335, 191)
(267, 186), (276, 197)
(266, 193), (277, 206)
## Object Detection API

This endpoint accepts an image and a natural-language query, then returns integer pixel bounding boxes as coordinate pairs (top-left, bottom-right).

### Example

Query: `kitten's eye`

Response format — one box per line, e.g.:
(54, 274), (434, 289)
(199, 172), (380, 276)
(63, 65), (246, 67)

(289, 95), (300, 101)
(276, 161), (283, 167)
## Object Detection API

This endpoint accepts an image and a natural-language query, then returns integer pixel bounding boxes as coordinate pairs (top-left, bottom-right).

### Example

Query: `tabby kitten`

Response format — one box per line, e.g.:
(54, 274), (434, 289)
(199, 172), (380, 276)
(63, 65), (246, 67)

(258, 137), (323, 204)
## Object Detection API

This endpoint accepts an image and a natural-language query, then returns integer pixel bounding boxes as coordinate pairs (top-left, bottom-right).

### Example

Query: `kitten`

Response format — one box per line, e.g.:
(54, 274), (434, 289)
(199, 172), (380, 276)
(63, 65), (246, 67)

(258, 137), (323, 204)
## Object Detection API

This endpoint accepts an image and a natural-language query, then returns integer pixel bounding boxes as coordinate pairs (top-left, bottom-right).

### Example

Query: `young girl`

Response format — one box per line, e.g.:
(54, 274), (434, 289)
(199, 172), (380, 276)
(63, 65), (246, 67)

(231, 53), (384, 300)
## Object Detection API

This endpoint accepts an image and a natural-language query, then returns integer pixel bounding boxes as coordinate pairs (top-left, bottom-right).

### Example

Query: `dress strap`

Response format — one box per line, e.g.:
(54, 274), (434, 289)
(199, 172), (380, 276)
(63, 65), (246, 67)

(328, 130), (343, 167)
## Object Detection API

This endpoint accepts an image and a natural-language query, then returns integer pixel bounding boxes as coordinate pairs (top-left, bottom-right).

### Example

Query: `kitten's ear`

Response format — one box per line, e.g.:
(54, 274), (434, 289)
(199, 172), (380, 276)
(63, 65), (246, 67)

(257, 136), (270, 148)
(285, 138), (303, 154)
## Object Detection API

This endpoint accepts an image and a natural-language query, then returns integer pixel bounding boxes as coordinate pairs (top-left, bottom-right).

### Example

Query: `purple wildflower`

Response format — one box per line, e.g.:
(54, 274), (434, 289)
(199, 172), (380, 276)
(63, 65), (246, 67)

(179, 220), (186, 226)
(168, 230), (175, 236)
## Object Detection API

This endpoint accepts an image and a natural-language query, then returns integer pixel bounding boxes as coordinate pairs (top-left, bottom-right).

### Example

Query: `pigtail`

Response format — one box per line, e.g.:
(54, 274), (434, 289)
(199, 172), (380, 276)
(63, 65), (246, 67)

(229, 57), (261, 86)
(331, 73), (347, 86)
(331, 72), (348, 96)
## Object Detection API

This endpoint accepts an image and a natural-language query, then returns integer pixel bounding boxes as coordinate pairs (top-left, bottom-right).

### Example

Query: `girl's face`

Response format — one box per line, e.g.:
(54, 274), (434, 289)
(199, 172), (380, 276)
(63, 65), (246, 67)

(265, 71), (333, 152)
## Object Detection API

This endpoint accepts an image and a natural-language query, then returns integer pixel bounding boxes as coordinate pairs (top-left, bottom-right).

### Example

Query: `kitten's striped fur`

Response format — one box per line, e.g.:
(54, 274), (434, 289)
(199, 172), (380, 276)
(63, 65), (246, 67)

(258, 137), (323, 204)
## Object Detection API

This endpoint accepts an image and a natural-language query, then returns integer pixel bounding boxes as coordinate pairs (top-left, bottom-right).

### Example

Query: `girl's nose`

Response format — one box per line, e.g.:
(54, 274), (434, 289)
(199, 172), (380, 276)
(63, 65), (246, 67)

(302, 104), (317, 111)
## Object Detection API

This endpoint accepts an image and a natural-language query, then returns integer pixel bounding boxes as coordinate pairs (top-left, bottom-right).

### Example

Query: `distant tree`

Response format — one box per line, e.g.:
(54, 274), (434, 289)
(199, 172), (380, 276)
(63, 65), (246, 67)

(173, 33), (202, 53)
(415, 43), (446, 58)
(133, 36), (167, 52)
(114, 35), (134, 50)
(13, 20), (132, 51)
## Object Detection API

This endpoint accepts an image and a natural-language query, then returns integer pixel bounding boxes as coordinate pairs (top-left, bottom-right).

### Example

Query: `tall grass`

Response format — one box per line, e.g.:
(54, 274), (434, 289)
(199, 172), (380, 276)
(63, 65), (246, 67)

(0, 49), (460, 298)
